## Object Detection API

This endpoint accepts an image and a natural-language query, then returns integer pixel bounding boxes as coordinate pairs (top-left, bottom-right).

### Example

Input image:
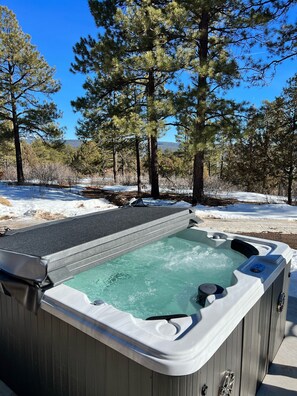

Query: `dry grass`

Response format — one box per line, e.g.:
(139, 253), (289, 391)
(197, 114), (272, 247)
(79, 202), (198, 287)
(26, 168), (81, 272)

(33, 210), (65, 221)
(239, 232), (297, 250)
(0, 196), (12, 206)
(0, 215), (14, 220)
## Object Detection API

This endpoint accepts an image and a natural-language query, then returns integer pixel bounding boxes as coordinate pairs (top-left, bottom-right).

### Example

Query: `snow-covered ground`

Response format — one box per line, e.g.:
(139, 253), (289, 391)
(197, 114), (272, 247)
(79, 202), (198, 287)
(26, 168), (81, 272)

(195, 202), (297, 220)
(0, 183), (115, 220)
(0, 182), (296, 297)
(209, 191), (287, 204)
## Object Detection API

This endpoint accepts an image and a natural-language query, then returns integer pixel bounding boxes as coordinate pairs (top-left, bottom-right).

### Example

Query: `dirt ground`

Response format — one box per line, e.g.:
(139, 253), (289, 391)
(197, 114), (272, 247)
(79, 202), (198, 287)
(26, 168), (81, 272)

(198, 218), (297, 249)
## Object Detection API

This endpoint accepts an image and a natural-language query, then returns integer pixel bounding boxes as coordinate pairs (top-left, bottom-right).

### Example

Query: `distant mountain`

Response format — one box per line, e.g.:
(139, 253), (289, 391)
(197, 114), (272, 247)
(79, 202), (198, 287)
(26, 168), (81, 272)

(65, 139), (179, 151)
(158, 141), (179, 151)
(24, 137), (82, 148)
(25, 138), (179, 151)
(65, 139), (82, 148)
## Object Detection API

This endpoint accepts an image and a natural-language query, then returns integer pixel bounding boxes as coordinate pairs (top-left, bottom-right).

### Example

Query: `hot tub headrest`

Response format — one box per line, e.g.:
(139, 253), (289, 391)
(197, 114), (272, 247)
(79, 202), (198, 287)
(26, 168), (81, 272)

(231, 239), (259, 258)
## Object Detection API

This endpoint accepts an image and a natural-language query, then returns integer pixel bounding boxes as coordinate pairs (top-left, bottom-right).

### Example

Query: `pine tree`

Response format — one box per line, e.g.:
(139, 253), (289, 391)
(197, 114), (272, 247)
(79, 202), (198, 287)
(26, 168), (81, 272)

(223, 105), (276, 192)
(72, 79), (141, 184)
(71, 0), (184, 198)
(0, 6), (63, 184)
(175, 0), (296, 204)
(272, 75), (297, 204)
(223, 79), (297, 203)
(72, 0), (295, 202)
(262, 3), (297, 73)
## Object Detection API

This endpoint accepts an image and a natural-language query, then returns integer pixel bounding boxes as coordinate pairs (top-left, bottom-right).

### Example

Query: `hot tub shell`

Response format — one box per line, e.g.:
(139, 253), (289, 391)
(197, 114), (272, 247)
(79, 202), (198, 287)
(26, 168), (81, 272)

(0, 207), (292, 396)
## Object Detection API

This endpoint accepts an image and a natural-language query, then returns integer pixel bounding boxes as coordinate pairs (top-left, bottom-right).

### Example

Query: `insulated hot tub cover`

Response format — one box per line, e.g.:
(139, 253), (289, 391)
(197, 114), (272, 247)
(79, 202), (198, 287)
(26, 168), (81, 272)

(0, 207), (196, 310)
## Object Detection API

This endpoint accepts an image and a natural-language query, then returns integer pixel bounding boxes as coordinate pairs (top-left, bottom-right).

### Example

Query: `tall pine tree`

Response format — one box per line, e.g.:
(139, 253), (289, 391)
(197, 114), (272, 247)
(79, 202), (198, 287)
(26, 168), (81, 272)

(175, 0), (296, 204)
(71, 0), (185, 197)
(0, 6), (63, 184)
(272, 75), (297, 204)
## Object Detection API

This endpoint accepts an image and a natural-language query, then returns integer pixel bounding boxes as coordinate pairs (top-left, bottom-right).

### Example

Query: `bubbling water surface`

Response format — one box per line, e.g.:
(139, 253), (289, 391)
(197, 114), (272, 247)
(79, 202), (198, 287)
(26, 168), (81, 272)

(65, 235), (245, 319)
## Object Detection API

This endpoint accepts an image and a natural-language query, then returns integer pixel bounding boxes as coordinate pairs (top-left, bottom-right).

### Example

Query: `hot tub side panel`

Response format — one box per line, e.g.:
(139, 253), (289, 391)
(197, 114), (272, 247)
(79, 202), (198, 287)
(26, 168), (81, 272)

(240, 286), (272, 396)
(268, 263), (291, 362)
(240, 264), (291, 396)
(0, 293), (153, 396)
(0, 291), (243, 396)
(0, 266), (290, 396)
(151, 324), (243, 396)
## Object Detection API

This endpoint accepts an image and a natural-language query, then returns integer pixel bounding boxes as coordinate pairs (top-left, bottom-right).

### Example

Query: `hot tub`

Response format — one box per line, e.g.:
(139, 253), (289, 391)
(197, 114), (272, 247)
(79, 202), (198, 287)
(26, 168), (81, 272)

(0, 207), (292, 396)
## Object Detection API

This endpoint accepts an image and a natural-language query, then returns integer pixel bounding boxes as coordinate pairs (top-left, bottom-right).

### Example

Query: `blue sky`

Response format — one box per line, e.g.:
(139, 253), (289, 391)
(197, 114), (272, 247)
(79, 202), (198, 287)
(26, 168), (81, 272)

(1, 0), (297, 142)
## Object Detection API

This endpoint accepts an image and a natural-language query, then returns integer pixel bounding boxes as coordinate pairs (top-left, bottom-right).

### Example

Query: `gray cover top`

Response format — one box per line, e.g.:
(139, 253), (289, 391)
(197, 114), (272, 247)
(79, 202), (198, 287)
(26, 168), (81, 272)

(0, 207), (189, 257)
(0, 207), (194, 285)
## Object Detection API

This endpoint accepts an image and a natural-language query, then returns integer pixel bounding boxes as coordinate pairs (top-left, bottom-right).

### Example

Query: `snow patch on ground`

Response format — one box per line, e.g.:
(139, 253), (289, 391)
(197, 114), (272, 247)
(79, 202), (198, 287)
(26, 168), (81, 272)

(0, 183), (115, 219)
(210, 191), (287, 204)
(194, 203), (297, 220)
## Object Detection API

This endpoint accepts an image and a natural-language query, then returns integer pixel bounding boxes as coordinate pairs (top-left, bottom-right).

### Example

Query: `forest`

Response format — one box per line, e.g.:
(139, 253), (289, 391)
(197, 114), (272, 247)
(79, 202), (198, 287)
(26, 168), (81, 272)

(0, 1), (296, 204)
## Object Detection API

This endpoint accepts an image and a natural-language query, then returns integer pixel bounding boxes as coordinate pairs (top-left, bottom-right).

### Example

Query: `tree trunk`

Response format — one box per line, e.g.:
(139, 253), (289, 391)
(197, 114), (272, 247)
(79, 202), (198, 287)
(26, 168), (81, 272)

(135, 136), (142, 195)
(8, 63), (24, 184)
(11, 95), (24, 184)
(147, 137), (151, 184)
(150, 135), (159, 198)
(121, 155), (125, 178)
(287, 168), (293, 205)
(13, 123), (25, 184)
(192, 151), (204, 205)
(112, 145), (118, 183)
(147, 70), (159, 198)
(220, 154), (224, 179)
(287, 145), (294, 205)
(192, 10), (209, 205)
(9, 67), (24, 184)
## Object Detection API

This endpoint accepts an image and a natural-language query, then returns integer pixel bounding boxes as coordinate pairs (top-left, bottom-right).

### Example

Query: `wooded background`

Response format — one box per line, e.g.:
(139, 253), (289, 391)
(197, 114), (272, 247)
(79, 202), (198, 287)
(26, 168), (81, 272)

(0, 1), (296, 204)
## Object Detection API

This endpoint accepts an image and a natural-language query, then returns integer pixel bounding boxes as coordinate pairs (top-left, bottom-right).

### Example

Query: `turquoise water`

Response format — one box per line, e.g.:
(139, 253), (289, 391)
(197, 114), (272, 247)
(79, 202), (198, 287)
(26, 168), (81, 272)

(65, 236), (245, 319)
